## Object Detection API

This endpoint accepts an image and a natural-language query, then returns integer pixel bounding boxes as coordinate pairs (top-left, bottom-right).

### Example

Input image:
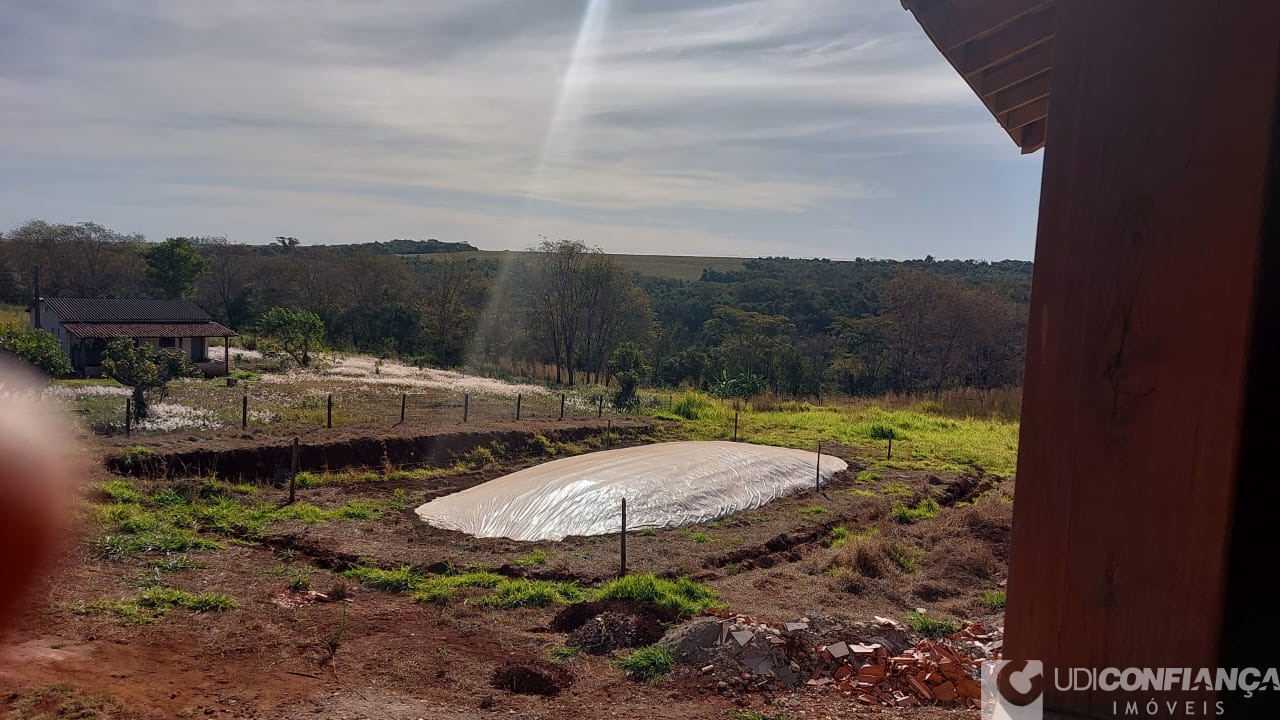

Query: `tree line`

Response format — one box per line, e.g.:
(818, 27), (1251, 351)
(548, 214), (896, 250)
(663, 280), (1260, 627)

(0, 219), (1031, 398)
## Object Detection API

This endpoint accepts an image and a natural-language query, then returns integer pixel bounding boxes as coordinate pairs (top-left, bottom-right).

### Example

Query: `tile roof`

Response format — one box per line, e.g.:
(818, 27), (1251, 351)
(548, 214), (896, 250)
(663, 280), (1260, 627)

(61, 322), (237, 339)
(42, 298), (214, 323)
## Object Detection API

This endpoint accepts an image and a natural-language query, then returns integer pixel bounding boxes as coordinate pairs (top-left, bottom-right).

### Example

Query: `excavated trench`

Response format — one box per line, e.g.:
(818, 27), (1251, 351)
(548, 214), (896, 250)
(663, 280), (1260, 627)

(106, 421), (653, 480)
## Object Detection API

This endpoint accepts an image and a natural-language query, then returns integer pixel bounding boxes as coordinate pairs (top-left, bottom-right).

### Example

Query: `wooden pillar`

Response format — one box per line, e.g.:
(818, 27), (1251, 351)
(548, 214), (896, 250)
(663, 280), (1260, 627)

(1006, 2), (1280, 717)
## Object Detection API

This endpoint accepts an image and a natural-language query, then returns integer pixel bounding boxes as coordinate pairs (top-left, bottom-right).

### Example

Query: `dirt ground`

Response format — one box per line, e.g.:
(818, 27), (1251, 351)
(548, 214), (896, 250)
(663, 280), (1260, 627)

(0, 426), (1009, 719)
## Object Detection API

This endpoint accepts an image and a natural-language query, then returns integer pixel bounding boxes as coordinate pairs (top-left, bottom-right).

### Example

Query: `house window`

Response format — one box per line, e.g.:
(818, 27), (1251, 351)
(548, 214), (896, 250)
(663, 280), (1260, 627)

(159, 337), (178, 348)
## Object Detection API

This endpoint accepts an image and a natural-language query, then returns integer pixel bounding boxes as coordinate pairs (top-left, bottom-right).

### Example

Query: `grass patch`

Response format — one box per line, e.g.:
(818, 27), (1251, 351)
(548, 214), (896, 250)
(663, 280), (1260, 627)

(10, 683), (119, 719)
(514, 548), (550, 567)
(652, 392), (1019, 475)
(617, 646), (674, 681)
(480, 578), (583, 608)
(410, 572), (505, 604)
(906, 611), (961, 637)
(549, 645), (579, 662)
(892, 497), (940, 523)
(147, 554), (199, 573)
(798, 505), (828, 516)
(689, 530), (711, 543)
(71, 587), (235, 624)
(592, 574), (718, 617)
(884, 541), (923, 573)
(343, 564), (420, 593)
(981, 590), (1007, 612)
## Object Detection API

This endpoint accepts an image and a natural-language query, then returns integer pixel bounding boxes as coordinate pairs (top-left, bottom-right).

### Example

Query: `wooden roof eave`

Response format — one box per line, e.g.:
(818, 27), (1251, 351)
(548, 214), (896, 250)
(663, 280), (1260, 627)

(901, 0), (1055, 153)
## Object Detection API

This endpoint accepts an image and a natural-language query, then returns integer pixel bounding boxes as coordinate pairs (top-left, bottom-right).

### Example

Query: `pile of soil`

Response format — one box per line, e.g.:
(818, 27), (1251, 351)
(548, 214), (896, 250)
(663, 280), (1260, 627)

(490, 662), (571, 696)
(551, 600), (679, 654)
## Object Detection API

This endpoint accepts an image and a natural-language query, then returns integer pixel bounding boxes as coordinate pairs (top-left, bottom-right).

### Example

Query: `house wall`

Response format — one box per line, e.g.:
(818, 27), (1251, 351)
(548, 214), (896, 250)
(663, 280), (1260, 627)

(29, 302), (74, 356)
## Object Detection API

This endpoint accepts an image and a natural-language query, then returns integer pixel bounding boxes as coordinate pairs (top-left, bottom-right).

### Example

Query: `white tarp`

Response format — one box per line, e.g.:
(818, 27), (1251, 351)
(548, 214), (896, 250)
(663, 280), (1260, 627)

(414, 440), (848, 541)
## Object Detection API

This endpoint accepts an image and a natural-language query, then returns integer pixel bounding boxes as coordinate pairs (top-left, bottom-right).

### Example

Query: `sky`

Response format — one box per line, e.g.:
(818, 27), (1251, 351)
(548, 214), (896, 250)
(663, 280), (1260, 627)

(0, 0), (1044, 260)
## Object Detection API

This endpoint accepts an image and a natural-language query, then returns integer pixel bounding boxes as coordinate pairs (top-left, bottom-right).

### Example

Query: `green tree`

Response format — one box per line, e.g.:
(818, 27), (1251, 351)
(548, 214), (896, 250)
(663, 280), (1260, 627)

(101, 339), (200, 419)
(145, 237), (210, 299)
(0, 324), (73, 377)
(607, 340), (651, 409)
(257, 307), (325, 366)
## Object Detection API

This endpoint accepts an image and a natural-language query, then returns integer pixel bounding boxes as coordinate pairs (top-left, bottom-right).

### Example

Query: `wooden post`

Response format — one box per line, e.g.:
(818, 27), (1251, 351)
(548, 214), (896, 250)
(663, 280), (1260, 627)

(241, 394), (248, 430)
(559, 393), (565, 421)
(733, 410), (739, 442)
(597, 395), (604, 418)
(619, 497), (627, 579)
(816, 442), (822, 492)
(463, 393), (469, 423)
(887, 436), (893, 461)
(288, 437), (299, 504)
(516, 394), (521, 421)
(326, 393), (333, 428)
(124, 397), (132, 436)
(606, 420), (612, 448)
(400, 392), (407, 424)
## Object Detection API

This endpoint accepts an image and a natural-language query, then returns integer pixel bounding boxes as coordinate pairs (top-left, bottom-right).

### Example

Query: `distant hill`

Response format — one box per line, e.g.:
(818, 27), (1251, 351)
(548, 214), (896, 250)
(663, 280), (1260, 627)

(429, 250), (750, 281)
(369, 238), (478, 254)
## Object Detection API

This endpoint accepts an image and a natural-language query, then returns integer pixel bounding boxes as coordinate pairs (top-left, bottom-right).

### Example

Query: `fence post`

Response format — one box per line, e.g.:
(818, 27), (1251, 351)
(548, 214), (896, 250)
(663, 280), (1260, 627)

(816, 442), (822, 492)
(516, 394), (522, 421)
(241, 395), (248, 430)
(733, 410), (739, 442)
(559, 393), (565, 421)
(887, 436), (893, 460)
(124, 397), (132, 436)
(619, 497), (627, 579)
(606, 419), (612, 448)
(288, 437), (300, 504)
(463, 393), (469, 423)
(326, 393), (333, 429)
(598, 395), (604, 418)
(400, 392), (406, 424)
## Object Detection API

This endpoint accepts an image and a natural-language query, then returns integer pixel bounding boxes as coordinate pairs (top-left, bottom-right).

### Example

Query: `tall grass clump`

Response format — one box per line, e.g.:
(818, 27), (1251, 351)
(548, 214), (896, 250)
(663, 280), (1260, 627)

(617, 646), (675, 681)
(592, 574), (718, 617)
(343, 564), (420, 593)
(669, 392), (721, 421)
(410, 571), (504, 604)
(480, 579), (583, 608)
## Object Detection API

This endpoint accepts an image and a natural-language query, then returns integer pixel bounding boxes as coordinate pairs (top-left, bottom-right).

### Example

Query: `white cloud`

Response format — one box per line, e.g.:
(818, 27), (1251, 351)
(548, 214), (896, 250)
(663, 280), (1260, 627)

(0, 0), (1039, 258)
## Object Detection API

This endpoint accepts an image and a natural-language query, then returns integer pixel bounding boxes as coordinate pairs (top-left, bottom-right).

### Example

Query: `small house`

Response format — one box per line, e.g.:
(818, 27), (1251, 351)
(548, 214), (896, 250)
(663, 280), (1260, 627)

(31, 298), (236, 377)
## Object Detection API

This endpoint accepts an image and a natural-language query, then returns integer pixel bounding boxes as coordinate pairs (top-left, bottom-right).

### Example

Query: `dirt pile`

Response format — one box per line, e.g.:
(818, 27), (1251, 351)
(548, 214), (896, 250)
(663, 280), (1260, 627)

(551, 600), (678, 654)
(490, 662), (571, 696)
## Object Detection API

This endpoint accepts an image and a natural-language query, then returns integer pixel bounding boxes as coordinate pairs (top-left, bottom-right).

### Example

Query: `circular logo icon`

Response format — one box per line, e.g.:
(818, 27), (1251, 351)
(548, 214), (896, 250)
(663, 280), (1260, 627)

(997, 660), (1044, 707)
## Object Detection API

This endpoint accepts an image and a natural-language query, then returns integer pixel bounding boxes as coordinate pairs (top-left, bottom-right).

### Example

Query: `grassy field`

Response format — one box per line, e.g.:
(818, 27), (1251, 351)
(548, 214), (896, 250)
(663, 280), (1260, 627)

(423, 250), (751, 280)
(0, 302), (27, 325)
(651, 391), (1020, 476)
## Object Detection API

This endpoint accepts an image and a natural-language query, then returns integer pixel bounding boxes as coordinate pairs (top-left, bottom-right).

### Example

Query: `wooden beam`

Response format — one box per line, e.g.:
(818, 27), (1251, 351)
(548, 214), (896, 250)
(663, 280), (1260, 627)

(992, 71), (1050, 114)
(1006, 1), (1280, 716)
(1002, 96), (1048, 129)
(1016, 117), (1046, 153)
(955, 5), (1055, 76)
(979, 42), (1053, 97)
(909, 0), (1052, 52)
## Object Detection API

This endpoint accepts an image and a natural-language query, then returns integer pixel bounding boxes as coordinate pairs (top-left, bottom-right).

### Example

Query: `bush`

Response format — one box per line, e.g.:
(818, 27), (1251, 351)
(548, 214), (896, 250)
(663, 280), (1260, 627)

(669, 392), (718, 421)
(0, 323), (73, 377)
(592, 574), (718, 617)
(617, 646), (674, 680)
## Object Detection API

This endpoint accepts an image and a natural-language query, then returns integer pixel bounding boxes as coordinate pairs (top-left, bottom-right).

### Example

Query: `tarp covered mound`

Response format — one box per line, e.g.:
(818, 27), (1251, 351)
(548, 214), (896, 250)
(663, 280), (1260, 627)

(414, 440), (848, 541)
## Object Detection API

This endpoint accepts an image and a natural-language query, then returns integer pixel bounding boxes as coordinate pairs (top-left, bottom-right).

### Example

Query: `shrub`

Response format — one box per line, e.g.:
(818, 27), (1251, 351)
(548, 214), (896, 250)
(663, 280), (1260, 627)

(617, 646), (674, 680)
(906, 611), (960, 637)
(0, 323), (73, 377)
(828, 526), (850, 548)
(868, 424), (898, 441)
(981, 590), (1007, 612)
(592, 574), (718, 617)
